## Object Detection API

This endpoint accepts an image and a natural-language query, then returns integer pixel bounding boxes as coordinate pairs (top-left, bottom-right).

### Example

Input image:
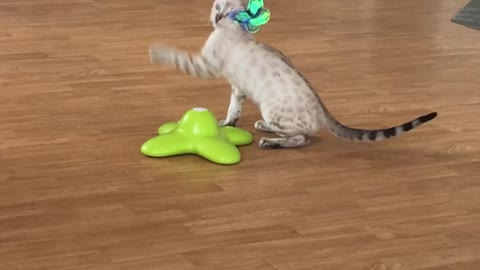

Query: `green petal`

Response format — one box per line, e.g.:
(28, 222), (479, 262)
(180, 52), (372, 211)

(220, 126), (254, 146)
(195, 138), (241, 165)
(141, 132), (194, 157)
(158, 122), (179, 135)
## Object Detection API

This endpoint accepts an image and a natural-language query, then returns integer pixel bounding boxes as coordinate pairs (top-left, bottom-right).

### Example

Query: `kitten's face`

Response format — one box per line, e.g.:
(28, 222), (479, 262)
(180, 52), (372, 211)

(210, 0), (244, 27)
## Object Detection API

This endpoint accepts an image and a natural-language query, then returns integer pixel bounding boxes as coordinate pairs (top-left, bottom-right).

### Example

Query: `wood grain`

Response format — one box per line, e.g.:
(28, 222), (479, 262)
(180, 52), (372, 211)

(1, 0), (479, 269)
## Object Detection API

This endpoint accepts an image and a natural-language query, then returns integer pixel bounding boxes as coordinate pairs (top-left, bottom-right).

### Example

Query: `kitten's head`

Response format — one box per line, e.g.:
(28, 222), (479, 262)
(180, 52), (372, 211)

(210, 0), (245, 27)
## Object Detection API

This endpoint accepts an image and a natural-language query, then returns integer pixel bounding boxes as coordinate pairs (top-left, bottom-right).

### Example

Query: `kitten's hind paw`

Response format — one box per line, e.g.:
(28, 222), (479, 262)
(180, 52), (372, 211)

(254, 120), (274, 133)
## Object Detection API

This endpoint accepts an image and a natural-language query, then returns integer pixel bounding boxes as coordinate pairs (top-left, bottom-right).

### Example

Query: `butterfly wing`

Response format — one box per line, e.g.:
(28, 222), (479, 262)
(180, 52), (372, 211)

(249, 8), (270, 27)
(245, 24), (260, 33)
(234, 11), (252, 23)
(247, 0), (264, 16)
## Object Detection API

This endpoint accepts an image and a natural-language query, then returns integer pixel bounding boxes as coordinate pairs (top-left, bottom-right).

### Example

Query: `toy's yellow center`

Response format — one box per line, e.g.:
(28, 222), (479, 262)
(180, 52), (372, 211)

(177, 108), (219, 138)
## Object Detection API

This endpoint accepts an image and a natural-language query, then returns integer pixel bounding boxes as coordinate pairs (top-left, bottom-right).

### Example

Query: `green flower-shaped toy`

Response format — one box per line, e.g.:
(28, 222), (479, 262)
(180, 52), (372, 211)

(141, 108), (253, 165)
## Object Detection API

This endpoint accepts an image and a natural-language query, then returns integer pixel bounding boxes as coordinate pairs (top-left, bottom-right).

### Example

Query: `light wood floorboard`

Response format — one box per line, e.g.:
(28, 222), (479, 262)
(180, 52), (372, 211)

(1, 0), (479, 269)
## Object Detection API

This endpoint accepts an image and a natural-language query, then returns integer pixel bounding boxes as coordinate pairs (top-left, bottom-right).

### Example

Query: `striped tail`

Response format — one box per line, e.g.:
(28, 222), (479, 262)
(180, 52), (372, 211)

(149, 44), (220, 79)
(325, 112), (438, 141)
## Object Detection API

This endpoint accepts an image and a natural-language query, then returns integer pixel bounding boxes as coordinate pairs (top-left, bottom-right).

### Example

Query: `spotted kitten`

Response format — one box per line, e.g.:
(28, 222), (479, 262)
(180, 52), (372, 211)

(149, 0), (437, 149)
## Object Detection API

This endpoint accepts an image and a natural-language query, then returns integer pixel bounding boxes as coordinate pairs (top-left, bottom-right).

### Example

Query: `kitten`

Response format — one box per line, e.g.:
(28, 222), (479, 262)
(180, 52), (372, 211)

(149, 0), (437, 149)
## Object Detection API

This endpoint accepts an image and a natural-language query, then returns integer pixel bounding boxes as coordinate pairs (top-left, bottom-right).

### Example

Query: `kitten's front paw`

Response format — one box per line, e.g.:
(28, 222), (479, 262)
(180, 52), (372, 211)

(218, 119), (229, 126)
(148, 48), (156, 64)
(149, 43), (170, 64)
(219, 119), (237, 127)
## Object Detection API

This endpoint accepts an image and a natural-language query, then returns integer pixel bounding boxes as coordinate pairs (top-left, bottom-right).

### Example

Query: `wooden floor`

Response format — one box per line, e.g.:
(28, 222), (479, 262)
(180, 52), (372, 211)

(1, 0), (480, 269)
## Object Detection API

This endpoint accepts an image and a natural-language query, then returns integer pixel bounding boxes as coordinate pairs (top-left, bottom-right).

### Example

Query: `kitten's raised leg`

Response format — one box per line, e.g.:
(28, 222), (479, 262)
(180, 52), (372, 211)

(149, 43), (220, 79)
(219, 86), (246, 127)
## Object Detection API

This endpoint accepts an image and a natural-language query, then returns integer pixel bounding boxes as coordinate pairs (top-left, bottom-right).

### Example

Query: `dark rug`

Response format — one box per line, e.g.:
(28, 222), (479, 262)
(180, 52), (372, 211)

(452, 0), (480, 31)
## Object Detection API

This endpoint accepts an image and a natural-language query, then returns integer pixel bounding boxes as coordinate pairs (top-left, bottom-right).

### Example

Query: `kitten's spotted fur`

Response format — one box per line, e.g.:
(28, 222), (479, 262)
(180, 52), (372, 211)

(149, 0), (437, 149)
